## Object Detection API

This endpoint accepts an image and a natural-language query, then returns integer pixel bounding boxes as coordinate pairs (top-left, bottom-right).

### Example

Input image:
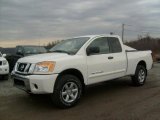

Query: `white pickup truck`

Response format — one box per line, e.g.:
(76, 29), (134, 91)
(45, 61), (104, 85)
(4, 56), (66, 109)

(11, 35), (153, 108)
(0, 52), (9, 79)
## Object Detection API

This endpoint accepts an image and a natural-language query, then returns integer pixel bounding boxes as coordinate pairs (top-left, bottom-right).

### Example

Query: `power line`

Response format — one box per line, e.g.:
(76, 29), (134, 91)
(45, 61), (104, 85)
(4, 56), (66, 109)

(124, 24), (160, 33)
(123, 23), (160, 33)
(121, 23), (160, 42)
(124, 23), (160, 29)
(125, 29), (160, 34)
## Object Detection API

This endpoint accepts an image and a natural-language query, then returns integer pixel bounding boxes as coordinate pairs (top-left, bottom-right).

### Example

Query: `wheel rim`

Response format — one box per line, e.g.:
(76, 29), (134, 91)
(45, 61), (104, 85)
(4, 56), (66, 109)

(61, 82), (78, 103)
(138, 69), (146, 83)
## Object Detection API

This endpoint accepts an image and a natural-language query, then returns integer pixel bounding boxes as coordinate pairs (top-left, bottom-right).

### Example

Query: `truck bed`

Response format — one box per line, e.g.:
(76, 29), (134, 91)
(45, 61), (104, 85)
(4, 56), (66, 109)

(126, 50), (153, 75)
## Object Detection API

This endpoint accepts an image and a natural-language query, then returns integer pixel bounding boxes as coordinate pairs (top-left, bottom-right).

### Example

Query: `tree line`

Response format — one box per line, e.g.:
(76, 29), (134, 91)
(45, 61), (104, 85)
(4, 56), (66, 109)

(45, 40), (61, 50)
(125, 35), (160, 61)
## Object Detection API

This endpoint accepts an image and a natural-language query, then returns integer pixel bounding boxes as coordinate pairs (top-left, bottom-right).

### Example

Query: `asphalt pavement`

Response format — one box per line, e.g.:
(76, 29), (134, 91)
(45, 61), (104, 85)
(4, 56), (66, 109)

(0, 63), (160, 120)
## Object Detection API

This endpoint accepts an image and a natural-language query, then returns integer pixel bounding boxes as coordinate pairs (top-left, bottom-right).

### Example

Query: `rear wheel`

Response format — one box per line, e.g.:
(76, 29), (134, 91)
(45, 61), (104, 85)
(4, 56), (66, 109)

(132, 65), (147, 86)
(51, 74), (82, 108)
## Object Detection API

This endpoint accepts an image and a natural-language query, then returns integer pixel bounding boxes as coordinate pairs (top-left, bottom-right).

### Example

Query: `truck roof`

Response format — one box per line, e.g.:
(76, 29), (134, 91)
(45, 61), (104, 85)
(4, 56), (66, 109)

(74, 34), (120, 39)
(16, 45), (44, 47)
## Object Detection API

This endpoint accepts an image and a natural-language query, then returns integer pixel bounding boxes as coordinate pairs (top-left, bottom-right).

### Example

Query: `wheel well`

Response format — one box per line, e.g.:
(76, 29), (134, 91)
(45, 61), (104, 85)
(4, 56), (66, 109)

(137, 61), (146, 68)
(55, 69), (85, 92)
(137, 61), (147, 75)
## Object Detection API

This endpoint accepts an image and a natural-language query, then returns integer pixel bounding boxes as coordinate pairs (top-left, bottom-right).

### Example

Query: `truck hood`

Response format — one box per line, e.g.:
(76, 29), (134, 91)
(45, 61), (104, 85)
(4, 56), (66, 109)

(18, 53), (70, 63)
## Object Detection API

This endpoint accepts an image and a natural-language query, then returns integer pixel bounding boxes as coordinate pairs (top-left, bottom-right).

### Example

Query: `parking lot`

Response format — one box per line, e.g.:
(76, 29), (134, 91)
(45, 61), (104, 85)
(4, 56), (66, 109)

(0, 63), (160, 120)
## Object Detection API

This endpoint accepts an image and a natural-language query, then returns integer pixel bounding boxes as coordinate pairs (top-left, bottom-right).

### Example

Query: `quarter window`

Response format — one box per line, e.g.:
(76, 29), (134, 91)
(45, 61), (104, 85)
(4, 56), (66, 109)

(107, 37), (122, 53)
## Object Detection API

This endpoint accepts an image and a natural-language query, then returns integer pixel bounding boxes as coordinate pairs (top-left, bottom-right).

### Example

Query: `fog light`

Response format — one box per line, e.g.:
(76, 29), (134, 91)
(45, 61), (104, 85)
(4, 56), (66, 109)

(34, 84), (38, 89)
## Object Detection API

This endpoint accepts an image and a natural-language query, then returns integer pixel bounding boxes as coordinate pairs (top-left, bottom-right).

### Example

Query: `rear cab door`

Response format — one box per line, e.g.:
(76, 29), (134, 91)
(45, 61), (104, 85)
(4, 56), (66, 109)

(86, 36), (127, 84)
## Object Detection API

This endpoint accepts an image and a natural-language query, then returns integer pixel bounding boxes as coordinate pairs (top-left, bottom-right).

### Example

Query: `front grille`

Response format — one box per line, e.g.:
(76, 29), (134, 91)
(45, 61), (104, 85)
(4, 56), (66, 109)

(16, 63), (31, 74)
(0, 61), (2, 66)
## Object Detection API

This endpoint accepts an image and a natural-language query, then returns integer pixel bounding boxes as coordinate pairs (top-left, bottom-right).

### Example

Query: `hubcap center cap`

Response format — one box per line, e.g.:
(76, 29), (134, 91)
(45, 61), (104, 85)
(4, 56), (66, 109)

(67, 89), (72, 95)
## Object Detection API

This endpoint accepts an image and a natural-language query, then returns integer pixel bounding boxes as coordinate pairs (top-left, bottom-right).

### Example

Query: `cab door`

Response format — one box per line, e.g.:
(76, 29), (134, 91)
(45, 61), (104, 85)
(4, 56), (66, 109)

(86, 37), (126, 84)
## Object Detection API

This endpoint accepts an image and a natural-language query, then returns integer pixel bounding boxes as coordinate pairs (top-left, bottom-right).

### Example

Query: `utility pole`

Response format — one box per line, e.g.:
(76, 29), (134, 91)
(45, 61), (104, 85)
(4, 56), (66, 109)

(122, 23), (125, 43)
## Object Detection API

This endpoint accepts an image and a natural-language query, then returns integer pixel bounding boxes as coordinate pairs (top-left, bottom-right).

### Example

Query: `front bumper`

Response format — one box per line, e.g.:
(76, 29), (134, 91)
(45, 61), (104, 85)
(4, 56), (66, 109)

(0, 65), (9, 75)
(11, 72), (58, 94)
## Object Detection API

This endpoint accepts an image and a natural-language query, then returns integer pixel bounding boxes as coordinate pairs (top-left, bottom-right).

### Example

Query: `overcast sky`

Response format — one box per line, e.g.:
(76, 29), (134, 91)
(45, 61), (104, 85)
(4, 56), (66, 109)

(0, 0), (160, 47)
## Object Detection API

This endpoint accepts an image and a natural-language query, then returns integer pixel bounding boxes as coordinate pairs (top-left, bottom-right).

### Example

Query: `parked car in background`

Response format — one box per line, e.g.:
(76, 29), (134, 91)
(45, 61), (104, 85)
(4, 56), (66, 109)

(11, 35), (153, 108)
(0, 52), (9, 79)
(6, 45), (47, 72)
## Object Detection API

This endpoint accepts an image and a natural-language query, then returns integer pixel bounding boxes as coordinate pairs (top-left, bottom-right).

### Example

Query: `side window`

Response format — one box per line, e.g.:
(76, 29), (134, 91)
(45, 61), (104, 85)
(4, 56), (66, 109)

(87, 37), (110, 54)
(107, 37), (122, 53)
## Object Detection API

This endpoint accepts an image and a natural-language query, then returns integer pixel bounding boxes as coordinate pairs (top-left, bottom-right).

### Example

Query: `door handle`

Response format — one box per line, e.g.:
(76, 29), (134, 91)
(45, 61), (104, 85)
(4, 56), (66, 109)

(108, 56), (114, 59)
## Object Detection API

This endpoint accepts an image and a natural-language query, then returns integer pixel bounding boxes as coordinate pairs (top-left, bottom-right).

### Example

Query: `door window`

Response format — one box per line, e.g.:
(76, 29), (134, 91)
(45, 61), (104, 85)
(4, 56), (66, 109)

(87, 37), (110, 55)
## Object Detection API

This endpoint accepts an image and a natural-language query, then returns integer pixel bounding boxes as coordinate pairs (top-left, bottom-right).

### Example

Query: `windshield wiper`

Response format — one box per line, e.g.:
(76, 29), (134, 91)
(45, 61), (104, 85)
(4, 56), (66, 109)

(51, 50), (71, 55)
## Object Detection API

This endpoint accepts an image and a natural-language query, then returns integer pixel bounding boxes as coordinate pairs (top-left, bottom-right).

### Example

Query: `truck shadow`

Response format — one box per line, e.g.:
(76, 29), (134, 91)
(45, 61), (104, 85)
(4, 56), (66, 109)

(22, 77), (133, 109)
(83, 78), (132, 98)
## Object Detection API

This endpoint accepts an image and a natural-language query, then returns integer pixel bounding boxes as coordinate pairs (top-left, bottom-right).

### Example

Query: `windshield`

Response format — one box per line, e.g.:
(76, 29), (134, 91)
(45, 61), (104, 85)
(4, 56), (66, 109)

(50, 37), (90, 55)
(24, 46), (47, 55)
(0, 52), (2, 57)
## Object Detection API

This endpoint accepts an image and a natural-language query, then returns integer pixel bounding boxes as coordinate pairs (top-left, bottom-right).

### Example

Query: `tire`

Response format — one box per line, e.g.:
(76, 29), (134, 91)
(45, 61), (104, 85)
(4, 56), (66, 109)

(132, 65), (147, 86)
(51, 74), (82, 108)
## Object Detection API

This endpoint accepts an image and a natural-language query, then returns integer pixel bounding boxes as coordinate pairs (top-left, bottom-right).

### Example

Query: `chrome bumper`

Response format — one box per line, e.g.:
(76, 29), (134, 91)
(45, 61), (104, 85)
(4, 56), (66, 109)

(11, 72), (59, 94)
(11, 72), (31, 92)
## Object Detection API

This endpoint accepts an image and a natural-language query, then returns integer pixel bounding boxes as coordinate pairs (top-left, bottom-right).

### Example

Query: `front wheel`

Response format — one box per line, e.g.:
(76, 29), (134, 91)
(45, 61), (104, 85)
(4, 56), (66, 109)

(132, 65), (147, 86)
(51, 74), (82, 108)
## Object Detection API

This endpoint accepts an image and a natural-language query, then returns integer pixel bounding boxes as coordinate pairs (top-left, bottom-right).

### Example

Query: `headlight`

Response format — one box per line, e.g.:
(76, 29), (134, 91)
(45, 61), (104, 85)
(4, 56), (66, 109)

(2, 60), (8, 65)
(33, 61), (56, 74)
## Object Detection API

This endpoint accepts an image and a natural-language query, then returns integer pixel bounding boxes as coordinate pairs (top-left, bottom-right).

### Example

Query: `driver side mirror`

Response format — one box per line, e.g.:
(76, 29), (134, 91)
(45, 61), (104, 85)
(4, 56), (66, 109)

(86, 46), (100, 56)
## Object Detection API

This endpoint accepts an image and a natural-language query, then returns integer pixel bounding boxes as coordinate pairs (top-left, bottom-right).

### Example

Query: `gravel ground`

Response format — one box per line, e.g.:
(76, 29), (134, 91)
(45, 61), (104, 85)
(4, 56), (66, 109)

(0, 63), (160, 120)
